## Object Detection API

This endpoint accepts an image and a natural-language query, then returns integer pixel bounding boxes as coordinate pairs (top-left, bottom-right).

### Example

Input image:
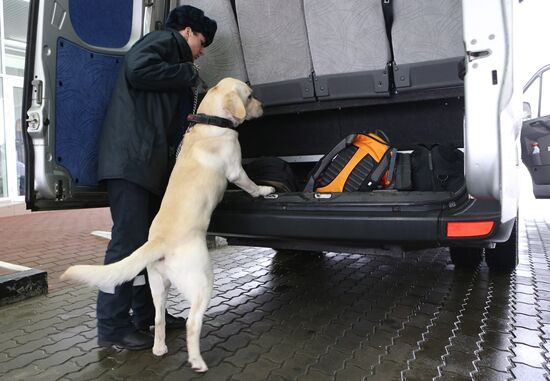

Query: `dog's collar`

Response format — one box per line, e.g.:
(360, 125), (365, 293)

(187, 113), (236, 129)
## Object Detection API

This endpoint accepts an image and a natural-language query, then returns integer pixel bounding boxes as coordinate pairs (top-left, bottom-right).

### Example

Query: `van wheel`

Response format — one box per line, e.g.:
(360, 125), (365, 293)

(485, 220), (518, 272)
(449, 247), (483, 269)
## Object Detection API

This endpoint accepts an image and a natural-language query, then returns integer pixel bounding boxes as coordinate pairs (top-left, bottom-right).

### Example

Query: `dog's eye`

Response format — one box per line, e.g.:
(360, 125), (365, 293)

(248, 94), (253, 99)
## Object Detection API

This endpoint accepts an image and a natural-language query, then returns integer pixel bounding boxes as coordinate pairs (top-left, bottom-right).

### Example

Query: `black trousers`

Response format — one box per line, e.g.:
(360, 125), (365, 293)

(97, 179), (161, 340)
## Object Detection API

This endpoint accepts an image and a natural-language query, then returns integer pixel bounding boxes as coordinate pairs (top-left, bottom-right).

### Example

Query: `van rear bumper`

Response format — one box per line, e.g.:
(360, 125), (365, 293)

(208, 198), (512, 248)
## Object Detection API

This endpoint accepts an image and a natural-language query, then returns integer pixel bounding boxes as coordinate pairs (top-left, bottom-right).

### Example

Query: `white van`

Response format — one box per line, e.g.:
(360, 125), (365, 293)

(23, 0), (550, 272)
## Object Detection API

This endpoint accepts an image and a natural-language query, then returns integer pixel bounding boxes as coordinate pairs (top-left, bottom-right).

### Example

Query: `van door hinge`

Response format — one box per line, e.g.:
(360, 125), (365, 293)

(55, 180), (65, 201)
(26, 113), (40, 131)
(466, 49), (491, 62)
(31, 79), (43, 105)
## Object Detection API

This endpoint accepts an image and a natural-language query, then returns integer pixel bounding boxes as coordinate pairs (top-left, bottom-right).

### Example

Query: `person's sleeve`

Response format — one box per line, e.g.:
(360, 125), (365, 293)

(125, 33), (198, 91)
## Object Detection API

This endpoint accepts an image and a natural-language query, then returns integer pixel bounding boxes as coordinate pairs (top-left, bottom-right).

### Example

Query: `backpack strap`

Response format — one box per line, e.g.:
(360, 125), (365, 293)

(385, 148), (398, 185)
(358, 148), (392, 191)
(304, 134), (357, 192)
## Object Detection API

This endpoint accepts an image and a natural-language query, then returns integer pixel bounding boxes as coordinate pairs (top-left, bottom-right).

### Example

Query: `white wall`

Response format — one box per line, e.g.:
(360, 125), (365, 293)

(517, 0), (550, 84)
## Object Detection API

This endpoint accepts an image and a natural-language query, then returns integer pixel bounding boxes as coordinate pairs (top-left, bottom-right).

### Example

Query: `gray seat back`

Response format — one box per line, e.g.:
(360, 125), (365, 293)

(236, 0), (315, 106)
(177, 0), (248, 87)
(392, 0), (464, 92)
(304, 0), (390, 100)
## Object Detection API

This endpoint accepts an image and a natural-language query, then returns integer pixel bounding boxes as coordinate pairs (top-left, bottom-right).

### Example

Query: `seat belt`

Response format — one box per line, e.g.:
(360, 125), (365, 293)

(381, 0), (396, 94)
(230, 0), (238, 27)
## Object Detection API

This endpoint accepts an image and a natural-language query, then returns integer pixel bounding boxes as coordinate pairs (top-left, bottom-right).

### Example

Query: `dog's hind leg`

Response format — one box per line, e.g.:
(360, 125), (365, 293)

(148, 264), (170, 356)
(185, 286), (211, 372)
(168, 244), (213, 372)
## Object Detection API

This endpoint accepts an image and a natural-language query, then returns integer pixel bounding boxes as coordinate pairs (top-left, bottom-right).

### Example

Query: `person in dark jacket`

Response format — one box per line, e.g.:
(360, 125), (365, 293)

(95, 5), (217, 350)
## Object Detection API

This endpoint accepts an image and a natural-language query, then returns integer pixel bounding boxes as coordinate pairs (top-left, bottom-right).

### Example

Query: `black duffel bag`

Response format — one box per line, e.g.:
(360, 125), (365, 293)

(411, 143), (464, 192)
(244, 157), (298, 193)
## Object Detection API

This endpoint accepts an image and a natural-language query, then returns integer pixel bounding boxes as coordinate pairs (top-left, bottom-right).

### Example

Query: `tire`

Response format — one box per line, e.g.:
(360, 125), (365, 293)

(485, 220), (518, 272)
(449, 246), (484, 269)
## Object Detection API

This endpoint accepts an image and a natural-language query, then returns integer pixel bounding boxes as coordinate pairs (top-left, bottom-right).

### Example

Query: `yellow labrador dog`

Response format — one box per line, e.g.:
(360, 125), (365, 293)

(61, 78), (275, 372)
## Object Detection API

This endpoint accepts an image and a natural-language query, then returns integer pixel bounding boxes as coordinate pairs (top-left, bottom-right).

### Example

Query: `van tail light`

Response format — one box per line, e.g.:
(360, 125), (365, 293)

(447, 221), (495, 238)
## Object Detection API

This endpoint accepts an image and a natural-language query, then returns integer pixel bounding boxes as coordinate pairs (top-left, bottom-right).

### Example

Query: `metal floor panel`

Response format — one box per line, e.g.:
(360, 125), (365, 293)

(0, 217), (549, 380)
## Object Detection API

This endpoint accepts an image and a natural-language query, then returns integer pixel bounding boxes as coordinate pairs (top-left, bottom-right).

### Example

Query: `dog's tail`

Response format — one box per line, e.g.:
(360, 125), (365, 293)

(60, 240), (164, 289)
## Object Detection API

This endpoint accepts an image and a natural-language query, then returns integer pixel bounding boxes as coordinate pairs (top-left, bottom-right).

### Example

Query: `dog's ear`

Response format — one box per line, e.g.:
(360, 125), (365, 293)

(222, 92), (246, 121)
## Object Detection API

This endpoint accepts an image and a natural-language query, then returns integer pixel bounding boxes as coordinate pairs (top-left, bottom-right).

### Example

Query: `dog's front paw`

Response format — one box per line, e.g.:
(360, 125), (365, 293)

(257, 185), (276, 197)
(189, 356), (208, 372)
(152, 344), (168, 357)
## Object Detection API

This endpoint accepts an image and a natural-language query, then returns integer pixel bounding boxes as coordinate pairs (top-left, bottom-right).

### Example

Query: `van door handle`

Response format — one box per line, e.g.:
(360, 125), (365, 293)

(466, 49), (491, 62)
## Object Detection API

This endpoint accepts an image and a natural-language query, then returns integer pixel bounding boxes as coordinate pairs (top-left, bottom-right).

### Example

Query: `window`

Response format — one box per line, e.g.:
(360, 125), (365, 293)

(5, 44), (25, 76)
(1, 0), (29, 199)
(0, 79), (6, 198)
(3, 0), (29, 76)
(3, 0), (28, 43)
(523, 76), (540, 119)
(541, 71), (550, 117)
(13, 86), (23, 195)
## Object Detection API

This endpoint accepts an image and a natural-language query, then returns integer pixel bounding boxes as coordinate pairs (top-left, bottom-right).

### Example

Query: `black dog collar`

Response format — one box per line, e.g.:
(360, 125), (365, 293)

(187, 113), (236, 129)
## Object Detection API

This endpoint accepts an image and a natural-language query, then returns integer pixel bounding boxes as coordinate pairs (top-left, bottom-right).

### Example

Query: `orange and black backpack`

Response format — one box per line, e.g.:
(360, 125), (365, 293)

(304, 131), (396, 192)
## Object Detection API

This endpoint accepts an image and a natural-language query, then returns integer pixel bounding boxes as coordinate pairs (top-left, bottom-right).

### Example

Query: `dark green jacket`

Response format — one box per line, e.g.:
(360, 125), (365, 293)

(98, 29), (197, 195)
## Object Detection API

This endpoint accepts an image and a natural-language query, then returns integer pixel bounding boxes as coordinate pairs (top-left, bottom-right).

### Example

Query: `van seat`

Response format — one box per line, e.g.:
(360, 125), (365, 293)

(236, 0), (315, 106)
(178, 0), (248, 86)
(392, 0), (464, 92)
(303, 0), (390, 100)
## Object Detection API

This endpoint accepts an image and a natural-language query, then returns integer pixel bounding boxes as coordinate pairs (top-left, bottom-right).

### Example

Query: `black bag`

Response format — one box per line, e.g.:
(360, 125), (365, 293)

(411, 144), (464, 192)
(244, 157), (297, 193)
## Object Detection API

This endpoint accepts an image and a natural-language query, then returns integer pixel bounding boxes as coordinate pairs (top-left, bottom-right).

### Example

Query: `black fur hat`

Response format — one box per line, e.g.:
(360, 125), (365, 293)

(165, 5), (217, 47)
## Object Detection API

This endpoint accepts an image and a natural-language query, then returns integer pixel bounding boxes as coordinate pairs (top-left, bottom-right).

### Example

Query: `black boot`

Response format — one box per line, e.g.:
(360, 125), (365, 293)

(135, 312), (186, 331)
(98, 330), (153, 350)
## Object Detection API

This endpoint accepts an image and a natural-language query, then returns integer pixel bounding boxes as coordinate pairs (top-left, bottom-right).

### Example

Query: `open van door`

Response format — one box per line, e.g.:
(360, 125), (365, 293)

(521, 64), (550, 198)
(462, 0), (522, 224)
(23, 0), (166, 211)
